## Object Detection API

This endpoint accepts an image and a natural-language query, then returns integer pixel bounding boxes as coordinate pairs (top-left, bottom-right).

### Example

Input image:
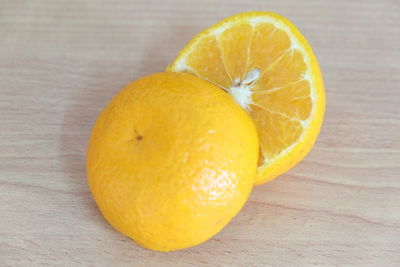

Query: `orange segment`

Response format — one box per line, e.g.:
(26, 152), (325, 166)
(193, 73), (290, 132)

(168, 12), (325, 185)
(218, 23), (253, 81)
(253, 49), (307, 91)
(248, 23), (291, 73)
(251, 105), (303, 158)
(185, 35), (231, 88)
(252, 80), (312, 120)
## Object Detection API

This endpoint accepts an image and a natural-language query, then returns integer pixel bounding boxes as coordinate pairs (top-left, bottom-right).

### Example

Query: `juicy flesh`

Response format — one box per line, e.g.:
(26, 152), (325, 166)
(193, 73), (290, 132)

(179, 22), (312, 165)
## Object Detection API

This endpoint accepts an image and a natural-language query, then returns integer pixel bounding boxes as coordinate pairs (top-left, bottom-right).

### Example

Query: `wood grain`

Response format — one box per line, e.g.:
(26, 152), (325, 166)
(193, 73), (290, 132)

(1, 0), (399, 266)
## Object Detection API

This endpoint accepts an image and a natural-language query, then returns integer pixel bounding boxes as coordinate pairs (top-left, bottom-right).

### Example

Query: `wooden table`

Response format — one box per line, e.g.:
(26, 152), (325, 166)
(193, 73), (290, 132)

(1, 0), (399, 266)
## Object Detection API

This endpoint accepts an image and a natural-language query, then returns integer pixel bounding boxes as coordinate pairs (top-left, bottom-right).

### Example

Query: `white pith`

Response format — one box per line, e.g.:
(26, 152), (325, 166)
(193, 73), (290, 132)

(228, 68), (260, 110)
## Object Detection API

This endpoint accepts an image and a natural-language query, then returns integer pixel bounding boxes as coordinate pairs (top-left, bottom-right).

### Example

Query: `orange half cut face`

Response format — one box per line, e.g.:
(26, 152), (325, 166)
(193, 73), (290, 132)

(168, 12), (325, 185)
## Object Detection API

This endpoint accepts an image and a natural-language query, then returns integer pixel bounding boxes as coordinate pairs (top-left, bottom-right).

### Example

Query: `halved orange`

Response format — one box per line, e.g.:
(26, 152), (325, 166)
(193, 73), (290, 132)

(167, 12), (325, 185)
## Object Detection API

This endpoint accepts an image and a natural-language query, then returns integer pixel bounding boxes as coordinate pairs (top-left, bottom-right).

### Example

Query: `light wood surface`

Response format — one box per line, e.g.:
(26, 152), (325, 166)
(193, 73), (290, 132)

(1, 0), (399, 266)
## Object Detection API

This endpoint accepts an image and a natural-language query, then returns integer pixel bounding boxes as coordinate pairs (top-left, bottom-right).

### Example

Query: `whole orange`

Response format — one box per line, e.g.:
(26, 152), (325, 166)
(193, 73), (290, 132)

(87, 72), (259, 251)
